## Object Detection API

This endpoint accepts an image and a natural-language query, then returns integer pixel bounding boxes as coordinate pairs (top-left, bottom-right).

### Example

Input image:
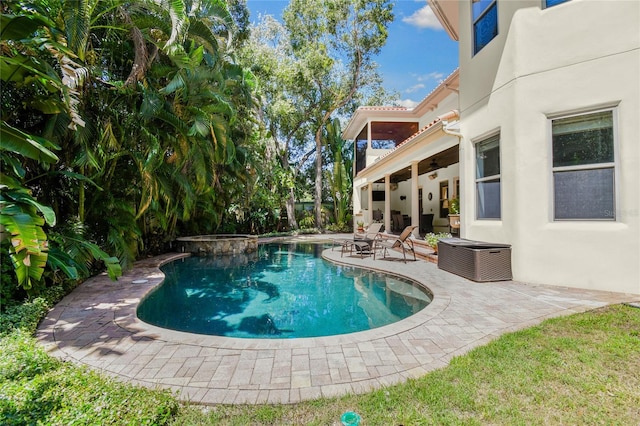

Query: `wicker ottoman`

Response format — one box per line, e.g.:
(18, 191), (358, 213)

(437, 238), (512, 282)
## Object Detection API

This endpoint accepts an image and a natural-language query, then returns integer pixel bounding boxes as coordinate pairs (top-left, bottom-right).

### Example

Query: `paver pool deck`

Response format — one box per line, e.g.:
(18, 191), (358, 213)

(36, 236), (638, 405)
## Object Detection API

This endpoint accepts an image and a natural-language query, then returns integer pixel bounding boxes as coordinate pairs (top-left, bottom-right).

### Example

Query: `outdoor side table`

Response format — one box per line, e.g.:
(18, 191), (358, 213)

(332, 239), (352, 255)
(349, 239), (374, 258)
(437, 238), (512, 282)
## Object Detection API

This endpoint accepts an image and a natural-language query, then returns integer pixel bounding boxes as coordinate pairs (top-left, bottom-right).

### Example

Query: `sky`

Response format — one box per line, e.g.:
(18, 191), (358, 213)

(245, 0), (459, 108)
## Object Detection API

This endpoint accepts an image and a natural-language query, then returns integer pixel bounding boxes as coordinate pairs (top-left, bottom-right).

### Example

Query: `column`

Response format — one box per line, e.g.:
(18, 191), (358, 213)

(411, 161), (419, 236)
(384, 175), (391, 233)
(367, 183), (373, 225)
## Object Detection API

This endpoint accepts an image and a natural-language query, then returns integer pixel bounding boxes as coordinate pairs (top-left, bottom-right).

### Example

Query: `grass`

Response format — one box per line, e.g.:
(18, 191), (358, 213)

(171, 303), (640, 425)
(2, 304), (639, 425)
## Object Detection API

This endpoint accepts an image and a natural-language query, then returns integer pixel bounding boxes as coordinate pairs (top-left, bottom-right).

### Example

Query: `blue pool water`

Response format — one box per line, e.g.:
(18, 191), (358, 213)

(137, 243), (432, 338)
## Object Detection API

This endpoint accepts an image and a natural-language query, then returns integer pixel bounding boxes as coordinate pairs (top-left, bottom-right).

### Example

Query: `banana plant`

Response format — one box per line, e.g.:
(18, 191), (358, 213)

(1, 9), (122, 292)
(0, 124), (58, 290)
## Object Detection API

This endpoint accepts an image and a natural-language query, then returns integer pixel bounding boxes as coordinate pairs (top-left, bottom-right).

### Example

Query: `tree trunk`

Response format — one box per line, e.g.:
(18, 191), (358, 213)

(314, 127), (323, 230)
(280, 147), (299, 230)
(285, 189), (298, 230)
(78, 166), (85, 222)
(121, 9), (150, 87)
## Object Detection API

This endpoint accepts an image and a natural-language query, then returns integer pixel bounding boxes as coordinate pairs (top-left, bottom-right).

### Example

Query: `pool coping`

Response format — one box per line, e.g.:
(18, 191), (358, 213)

(36, 236), (638, 405)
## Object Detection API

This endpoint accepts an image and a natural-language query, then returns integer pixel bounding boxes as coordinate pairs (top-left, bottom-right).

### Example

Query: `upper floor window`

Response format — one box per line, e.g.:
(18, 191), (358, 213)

(475, 133), (501, 219)
(545, 0), (571, 8)
(473, 0), (498, 55)
(551, 110), (615, 220)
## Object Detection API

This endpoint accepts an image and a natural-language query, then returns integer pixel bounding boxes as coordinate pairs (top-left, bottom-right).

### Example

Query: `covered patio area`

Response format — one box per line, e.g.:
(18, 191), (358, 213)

(342, 70), (462, 238)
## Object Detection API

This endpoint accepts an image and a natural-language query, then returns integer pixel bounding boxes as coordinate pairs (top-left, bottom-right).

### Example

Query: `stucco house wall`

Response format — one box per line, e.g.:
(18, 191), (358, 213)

(455, 0), (639, 294)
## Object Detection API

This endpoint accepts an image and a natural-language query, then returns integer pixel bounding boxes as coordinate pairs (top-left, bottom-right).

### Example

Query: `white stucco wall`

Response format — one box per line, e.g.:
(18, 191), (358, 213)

(457, 0), (640, 294)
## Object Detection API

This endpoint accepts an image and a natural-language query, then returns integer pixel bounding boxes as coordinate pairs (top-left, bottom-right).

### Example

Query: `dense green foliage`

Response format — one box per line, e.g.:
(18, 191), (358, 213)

(0, 331), (179, 425)
(1, 0), (397, 301)
(1, 0), (265, 297)
(324, 118), (353, 229)
(1, 0), (388, 301)
(0, 277), (179, 425)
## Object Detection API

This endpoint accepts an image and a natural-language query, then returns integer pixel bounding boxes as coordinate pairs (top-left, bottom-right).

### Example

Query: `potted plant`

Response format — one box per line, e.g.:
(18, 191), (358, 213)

(356, 220), (365, 232)
(424, 232), (452, 254)
(448, 197), (460, 230)
(448, 197), (460, 214)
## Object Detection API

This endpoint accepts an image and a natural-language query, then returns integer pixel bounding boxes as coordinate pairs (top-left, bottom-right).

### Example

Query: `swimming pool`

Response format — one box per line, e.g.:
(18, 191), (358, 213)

(137, 242), (432, 338)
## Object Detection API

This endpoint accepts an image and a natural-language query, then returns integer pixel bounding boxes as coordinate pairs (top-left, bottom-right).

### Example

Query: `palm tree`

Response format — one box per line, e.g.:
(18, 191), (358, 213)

(324, 118), (353, 229)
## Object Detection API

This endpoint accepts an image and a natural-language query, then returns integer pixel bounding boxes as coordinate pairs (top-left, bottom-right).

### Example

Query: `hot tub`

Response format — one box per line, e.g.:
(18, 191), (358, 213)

(175, 234), (258, 256)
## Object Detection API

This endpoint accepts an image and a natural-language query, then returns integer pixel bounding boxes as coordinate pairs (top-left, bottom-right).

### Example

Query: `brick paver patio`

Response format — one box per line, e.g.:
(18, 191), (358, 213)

(36, 236), (637, 405)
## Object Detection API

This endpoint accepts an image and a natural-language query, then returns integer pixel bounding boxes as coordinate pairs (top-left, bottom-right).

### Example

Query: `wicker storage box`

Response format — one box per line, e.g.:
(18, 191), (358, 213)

(437, 238), (512, 282)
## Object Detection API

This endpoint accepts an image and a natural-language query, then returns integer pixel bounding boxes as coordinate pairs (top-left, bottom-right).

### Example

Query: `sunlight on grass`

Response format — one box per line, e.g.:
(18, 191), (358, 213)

(171, 304), (640, 425)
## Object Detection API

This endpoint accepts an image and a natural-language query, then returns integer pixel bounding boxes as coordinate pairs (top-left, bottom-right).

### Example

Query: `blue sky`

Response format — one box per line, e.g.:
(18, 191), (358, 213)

(245, 0), (459, 108)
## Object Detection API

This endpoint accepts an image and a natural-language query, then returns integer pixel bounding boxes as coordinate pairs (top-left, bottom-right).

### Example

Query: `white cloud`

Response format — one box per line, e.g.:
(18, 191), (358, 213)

(397, 98), (419, 109)
(405, 83), (426, 94)
(402, 6), (443, 30)
(415, 71), (445, 83)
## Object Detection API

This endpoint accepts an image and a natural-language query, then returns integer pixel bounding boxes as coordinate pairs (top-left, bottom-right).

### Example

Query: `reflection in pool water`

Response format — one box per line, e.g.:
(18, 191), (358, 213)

(137, 243), (432, 338)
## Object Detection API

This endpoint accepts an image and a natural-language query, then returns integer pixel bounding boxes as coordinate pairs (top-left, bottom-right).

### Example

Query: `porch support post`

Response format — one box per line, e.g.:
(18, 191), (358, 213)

(411, 161), (420, 236)
(367, 182), (373, 225)
(384, 174), (391, 233)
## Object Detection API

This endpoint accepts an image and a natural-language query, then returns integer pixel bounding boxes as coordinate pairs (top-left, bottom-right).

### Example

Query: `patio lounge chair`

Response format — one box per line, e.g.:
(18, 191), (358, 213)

(332, 222), (384, 256)
(374, 225), (418, 263)
(354, 222), (384, 241)
(352, 222), (384, 255)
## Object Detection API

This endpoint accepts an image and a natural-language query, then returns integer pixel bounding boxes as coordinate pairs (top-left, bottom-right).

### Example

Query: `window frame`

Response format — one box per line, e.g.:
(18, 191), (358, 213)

(472, 0), (498, 55)
(474, 132), (502, 220)
(549, 107), (618, 221)
(544, 0), (571, 9)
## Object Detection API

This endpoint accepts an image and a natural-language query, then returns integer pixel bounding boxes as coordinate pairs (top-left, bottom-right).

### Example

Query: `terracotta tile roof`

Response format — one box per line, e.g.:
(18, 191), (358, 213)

(373, 117), (443, 163)
(394, 117), (441, 148)
(414, 68), (460, 105)
(359, 109), (459, 176)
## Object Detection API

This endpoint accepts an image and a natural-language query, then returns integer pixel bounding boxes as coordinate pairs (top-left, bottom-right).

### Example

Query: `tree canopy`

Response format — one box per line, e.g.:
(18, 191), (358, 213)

(240, 0), (394, 230)
(1, 0), (398, 301)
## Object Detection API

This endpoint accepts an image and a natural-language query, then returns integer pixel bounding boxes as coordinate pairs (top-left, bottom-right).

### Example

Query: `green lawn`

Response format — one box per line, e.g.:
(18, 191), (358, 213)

(2, 304), (639, 425)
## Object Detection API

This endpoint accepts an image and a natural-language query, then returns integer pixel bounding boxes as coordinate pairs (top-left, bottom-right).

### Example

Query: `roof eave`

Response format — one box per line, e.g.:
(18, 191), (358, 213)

(427, 0), (459, 41)
(356, 121), (445, 180)
(341, 108), (417, 140)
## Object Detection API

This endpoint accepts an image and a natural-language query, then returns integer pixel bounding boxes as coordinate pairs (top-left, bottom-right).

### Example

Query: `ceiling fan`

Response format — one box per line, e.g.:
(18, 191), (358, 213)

(427, 157), (439, 171)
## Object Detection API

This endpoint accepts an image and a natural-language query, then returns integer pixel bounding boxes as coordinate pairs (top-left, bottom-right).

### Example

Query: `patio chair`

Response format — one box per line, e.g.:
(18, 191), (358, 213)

(352, 222), (384, 255)
(374, 225), (418, 263)
(354, 222), (384, 240)
(333, 222), (384, 256)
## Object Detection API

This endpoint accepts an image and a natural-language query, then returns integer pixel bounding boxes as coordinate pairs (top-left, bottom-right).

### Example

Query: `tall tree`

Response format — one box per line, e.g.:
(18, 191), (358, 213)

(241, 2), (393, 230)
(282, 0), (393, 229)
(238, 16), (319, 230)
(324, 118), (353, 229)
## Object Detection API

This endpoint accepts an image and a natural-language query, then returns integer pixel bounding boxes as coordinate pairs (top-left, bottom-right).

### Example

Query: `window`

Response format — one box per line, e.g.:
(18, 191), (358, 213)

(439, 181), (449, 218)
(552, 110), (615, 220)
(545, 0), (571, 8)
(360, 186), (369, 210)
(475, 134), (501, 219)
(355, 126), (368, 174)
(473, 0), (498, 54)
